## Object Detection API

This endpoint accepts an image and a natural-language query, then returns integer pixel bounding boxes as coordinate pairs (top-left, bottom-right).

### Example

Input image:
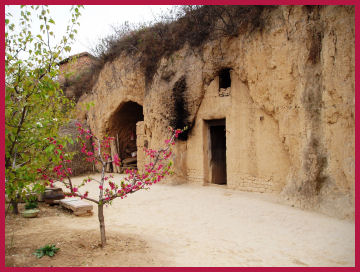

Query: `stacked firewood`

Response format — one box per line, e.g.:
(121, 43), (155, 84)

(110, 134), (137, 173)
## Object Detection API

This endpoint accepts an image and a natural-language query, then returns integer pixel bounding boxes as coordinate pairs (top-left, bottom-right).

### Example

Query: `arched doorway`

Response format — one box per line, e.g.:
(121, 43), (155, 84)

(107, 101), (144, 172)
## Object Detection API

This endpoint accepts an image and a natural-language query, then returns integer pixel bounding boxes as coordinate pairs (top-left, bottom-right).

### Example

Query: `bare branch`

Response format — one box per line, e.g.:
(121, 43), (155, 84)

(74, 194), (99, 204)
(6, 106), (28, 168)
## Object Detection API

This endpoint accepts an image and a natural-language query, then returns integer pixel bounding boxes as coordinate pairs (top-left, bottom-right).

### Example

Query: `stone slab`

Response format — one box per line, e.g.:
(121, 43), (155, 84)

(74, 210), (93, 216)
(59, 198), (93, 215)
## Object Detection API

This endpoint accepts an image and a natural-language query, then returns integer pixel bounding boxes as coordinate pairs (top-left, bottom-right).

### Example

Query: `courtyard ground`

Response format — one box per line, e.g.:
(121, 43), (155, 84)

(5, 174), (355, 267)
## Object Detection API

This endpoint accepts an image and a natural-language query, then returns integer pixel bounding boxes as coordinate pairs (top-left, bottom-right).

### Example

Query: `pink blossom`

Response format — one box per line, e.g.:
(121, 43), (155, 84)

(113, 154), (121, 166)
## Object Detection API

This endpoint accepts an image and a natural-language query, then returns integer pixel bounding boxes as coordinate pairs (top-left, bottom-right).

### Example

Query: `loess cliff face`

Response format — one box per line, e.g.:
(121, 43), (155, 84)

(77, 6), (354, 219)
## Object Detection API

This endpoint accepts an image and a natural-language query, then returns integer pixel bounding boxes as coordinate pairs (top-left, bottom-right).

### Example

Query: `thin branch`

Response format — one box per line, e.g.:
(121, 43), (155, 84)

(17, 158), (31, 168)
(74, 194), (99, 204)
(88, 177), (101, 184)
(6, 106), (27, 168)
(103, 131), (176, 204)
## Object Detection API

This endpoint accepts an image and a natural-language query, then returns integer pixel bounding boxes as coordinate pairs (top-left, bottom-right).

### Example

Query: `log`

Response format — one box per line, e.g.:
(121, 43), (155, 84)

(110, 140), (121, 173)
(122, 157), (137, 165)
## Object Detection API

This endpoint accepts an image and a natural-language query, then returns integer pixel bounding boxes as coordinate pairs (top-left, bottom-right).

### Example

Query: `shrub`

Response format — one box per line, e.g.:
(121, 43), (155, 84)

(34, 244), (59, 258)
(79, 5), (273, 91)
(25, 200), (38, 210)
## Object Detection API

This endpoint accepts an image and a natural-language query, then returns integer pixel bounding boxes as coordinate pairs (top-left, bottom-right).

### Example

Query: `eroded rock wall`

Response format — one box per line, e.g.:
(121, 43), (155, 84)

(78, 52), (145, 137)
(77, 6), (354, 219)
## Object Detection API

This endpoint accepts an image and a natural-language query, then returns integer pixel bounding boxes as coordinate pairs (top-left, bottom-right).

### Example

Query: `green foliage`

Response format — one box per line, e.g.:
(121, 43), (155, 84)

(34, 244), (59, 258)
(5, 5), (83, 209)
(25, 199), (38, 210)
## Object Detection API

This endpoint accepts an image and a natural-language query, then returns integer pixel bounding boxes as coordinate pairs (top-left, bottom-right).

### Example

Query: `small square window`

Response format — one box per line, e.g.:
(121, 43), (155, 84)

(219, 68), (231, 89)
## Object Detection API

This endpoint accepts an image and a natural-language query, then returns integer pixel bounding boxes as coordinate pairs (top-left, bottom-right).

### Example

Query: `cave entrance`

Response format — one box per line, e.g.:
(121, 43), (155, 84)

(207, 119), (227, 185)
(107, 101), (144, 172)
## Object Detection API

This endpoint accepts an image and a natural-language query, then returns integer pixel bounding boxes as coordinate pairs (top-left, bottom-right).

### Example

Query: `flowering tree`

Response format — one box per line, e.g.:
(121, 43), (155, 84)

(5, 5), (82, 214)
(39, 122), (184, 247)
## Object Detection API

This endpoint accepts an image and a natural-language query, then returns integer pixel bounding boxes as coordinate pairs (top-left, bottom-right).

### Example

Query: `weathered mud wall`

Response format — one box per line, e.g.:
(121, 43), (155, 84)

(77, 6), (354, 219)
(59, 120), (94, 176)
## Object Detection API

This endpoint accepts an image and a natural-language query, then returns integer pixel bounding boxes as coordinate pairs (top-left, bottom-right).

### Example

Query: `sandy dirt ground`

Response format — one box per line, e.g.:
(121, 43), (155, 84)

(5, 174), (355, 267)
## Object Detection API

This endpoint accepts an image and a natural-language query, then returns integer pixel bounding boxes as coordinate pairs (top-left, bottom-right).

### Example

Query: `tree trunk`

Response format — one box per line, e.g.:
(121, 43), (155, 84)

(11, 200), (19, 214)
(98, 204), (106, 247)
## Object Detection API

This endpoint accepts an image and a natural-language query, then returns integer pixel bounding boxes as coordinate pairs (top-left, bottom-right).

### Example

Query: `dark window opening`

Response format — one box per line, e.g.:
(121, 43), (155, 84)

(219, 68), (231, 89)
(170, 76), (191, 140)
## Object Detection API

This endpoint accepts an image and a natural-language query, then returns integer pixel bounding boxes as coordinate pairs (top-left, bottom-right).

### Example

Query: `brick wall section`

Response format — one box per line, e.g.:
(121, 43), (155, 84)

(59, 52), (95, 82)
(58, 52), (97, 100)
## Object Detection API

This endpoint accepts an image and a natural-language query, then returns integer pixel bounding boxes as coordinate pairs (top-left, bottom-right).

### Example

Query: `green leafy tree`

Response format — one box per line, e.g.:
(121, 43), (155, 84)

(5, 5), (83, 214)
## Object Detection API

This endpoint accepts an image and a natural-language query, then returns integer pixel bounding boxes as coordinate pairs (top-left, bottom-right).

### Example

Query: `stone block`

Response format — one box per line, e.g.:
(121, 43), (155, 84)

(59, 198), (93, 216)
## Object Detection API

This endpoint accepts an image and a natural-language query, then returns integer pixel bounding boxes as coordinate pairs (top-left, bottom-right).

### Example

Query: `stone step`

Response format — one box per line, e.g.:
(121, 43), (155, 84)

(59, 198), (93, 216)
